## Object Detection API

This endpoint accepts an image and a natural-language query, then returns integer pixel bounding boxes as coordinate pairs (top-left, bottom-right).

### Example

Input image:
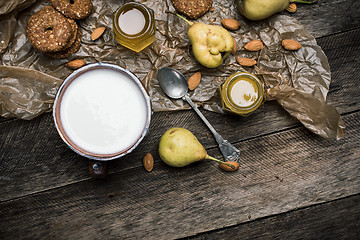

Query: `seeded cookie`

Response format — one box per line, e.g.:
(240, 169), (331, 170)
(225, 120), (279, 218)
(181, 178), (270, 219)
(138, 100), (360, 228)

(63, 18), (78, 50)
(45, 27), (82, 59)
(41, 6), (78, 50)
(40, 6), (78, 51)
(172, 0), (213, 19)
(50, 0), (93, 20)
(26, 6), (73, 52)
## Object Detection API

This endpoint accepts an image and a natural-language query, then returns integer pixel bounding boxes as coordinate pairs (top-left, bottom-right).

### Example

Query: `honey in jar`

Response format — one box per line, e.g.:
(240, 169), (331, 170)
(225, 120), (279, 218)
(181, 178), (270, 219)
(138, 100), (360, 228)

(220, 72), (264, 116)
(113, 2), (156, 52)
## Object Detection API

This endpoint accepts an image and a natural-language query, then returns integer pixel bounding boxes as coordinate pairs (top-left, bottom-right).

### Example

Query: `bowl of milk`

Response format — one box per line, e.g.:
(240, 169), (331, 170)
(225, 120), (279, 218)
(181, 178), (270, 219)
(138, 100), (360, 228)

(53, 63), (151, 161)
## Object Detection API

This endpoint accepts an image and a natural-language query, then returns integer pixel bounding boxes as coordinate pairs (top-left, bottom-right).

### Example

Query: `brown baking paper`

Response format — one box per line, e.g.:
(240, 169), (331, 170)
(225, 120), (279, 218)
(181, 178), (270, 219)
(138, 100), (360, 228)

(0, 0), (345, 139)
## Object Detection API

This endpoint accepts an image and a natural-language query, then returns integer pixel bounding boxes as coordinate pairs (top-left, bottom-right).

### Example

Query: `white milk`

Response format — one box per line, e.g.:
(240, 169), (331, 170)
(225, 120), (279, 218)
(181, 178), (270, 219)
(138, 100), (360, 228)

(230, 79), (258, 107)
(60, 69), (148, 155)
(118, 8), (145, 35)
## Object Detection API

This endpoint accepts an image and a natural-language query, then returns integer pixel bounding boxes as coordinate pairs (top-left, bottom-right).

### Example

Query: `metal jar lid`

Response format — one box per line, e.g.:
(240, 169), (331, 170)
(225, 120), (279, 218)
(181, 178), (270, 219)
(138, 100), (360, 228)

(220, 71), (264, 116)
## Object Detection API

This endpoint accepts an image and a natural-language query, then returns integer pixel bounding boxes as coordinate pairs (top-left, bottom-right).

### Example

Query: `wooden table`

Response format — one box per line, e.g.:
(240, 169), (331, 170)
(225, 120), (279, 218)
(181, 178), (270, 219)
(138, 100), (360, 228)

(1, 1), (359, 239)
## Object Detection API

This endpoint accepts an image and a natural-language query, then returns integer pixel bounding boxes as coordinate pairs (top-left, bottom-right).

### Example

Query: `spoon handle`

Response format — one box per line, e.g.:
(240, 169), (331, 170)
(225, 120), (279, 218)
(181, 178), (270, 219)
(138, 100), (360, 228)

(183, 94), (240, 162)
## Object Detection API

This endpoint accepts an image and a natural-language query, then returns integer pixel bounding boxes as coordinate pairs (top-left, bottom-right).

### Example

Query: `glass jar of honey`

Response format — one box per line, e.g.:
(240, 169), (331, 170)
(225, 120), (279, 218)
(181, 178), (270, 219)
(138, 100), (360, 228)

(113, 2), (156, 52)
(220, 72), (264, 116)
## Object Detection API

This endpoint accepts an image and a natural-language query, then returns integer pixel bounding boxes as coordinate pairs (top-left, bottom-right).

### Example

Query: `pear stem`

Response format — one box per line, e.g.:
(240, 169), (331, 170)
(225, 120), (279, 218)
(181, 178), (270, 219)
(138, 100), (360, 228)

(290, 0), (314, 4)
(205, 155), (235, 169)
(165, 11), (194, 26)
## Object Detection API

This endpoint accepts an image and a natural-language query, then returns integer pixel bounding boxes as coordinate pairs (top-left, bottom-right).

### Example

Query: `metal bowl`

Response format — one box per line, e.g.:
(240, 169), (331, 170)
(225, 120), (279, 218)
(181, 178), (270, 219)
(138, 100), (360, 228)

(53, 63), (151, 161)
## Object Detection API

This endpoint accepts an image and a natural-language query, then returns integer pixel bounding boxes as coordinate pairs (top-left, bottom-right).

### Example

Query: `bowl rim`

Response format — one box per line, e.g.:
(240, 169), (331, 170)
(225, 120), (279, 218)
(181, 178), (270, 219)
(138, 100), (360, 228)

(53, 62), (151, 161)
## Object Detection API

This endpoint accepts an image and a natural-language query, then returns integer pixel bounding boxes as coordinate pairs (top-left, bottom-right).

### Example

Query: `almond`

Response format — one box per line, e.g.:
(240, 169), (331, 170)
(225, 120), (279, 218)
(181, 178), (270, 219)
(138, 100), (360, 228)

(187, 72), (201, 91)
(286, 3), (297, 13)
(219, 161), (240, 172)
(65, 59), (86, 70)
(282, 39), (302, 50)
(236, 57), (257, 67)
(231, 37), (237, 55)
(143, 153), (154, 172)
(244, 40), (264, 51)
(91, 26), (106, 41)
(221, 18), (241, 31)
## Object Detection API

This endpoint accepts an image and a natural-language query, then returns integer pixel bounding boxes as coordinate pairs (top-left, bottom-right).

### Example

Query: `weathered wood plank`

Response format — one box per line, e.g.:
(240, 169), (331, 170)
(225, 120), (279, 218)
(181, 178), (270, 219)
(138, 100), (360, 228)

(286, 0), (360, 38)
(0, 1), (359, 239)
(1, 111), (359, 239)
(1, 27), (360, 201)
(186, 194), (360, 240)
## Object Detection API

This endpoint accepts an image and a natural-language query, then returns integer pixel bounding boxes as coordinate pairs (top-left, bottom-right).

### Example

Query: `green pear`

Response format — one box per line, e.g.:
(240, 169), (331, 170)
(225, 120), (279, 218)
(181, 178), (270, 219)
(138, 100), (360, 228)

(188, 23), (233, 68)
(167, 12), (233, 68)
(159, 127), (235, 168)
(238, 0), (314, 21)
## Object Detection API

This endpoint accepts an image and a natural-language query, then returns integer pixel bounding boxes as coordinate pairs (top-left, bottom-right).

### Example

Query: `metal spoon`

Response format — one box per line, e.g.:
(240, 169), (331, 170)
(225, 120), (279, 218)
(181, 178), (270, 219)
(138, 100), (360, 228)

(157, 67), (240, 162)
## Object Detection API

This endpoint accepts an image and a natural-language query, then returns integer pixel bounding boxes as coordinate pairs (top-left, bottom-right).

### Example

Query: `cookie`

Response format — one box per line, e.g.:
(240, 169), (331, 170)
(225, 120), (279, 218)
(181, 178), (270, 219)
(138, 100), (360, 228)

(63, 18), (78, 50)
(50, 0), (93, 20)
(45, 26), (82, 59)
(42, 6), (78, 50)
(26, 6), (73, 52)
(172, 0), (213, 19)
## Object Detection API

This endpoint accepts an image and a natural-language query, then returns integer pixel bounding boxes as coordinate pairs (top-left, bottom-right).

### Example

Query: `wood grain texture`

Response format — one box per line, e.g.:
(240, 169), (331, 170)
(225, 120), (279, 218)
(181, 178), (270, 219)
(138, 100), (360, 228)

(186, 194), (360, 240)
(1, 111), (359, 239)
(1, 0), (360, 239)
(284, 0), (360, 38)
(1, 28), (359, 201)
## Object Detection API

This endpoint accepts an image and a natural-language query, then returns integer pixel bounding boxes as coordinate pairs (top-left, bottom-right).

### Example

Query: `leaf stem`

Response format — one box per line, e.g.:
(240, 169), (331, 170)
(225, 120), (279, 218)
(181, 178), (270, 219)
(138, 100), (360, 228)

(205, 155), (235, 169)
(290, 0), (314, 4)
(165, 11), (194, 26)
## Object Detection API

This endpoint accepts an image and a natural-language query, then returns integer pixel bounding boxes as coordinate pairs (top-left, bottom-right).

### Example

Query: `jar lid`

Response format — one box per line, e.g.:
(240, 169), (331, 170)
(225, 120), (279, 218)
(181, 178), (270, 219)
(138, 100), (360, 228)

(220, 72), (264, 116)
(113, 2), (154, 39)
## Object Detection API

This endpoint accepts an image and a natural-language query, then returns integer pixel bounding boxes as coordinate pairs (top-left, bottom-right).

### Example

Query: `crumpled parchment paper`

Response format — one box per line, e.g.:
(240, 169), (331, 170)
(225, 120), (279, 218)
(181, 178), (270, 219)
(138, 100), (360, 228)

(0, 0), (345, 139)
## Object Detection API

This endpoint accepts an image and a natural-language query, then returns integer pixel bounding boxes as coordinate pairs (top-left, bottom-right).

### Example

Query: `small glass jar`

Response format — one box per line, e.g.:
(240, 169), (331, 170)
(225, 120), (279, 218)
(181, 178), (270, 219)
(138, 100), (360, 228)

(113, 2), (156, 52)
(220, 71), (264, 116)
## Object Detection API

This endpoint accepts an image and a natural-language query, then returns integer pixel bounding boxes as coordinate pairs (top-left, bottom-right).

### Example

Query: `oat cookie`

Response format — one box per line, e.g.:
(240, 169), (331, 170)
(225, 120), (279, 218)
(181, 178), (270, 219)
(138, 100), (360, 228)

(50, 0), (93, 20)
(63, 18), (78, 50)
(26, 6), (73, 52)
(40, 5), (78, 49)
(172, 0), (213, 19)
(45, 26), (82, 59)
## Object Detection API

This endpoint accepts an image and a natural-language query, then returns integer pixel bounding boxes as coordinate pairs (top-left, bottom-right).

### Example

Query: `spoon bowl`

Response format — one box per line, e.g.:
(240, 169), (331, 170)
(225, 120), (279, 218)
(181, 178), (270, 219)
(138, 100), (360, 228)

(157, 67), (240, 162)
(157, 67), (188, 99)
